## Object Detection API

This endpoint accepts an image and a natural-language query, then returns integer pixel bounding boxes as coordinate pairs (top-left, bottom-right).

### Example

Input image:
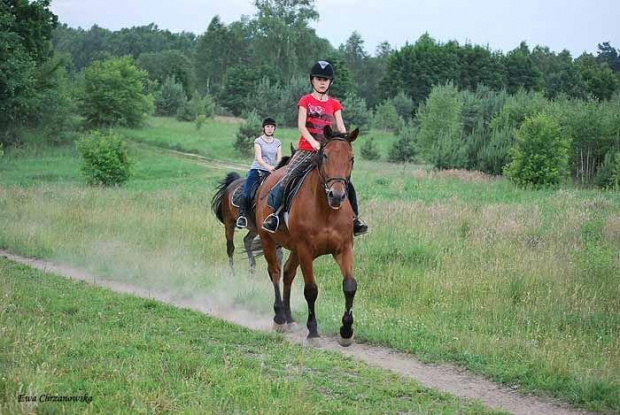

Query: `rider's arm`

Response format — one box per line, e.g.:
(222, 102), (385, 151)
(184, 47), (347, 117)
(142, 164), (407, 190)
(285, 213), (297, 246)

(334, 110), (346, 134)
(298, 106), (320, 150)
(275, 145), (282, 167)
(254, 144), (274, 171)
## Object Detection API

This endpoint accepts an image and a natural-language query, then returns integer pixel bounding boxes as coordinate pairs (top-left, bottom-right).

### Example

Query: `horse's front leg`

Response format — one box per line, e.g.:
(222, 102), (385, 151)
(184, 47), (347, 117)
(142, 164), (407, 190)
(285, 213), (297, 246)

(282, 252), (299, 327)
(299, 250), (319, 338)
(243, 231), (256, 278)
(334, 247), (356, 347)
(261, 237), (286, 330)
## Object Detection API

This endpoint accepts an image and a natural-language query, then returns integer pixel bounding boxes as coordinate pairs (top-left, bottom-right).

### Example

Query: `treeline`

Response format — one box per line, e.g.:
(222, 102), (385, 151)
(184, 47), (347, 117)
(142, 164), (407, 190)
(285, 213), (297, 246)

(2, 0), (619, 187)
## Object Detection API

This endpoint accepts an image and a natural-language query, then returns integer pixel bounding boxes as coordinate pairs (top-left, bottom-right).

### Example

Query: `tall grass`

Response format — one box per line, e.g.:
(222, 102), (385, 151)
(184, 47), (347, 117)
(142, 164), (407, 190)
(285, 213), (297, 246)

(0, 117), (618, 411)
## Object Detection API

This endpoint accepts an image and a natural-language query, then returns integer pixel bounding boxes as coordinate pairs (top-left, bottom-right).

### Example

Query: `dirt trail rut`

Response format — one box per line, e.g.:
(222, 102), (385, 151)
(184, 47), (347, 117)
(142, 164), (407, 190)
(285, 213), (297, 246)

(1, 251), (593, 415)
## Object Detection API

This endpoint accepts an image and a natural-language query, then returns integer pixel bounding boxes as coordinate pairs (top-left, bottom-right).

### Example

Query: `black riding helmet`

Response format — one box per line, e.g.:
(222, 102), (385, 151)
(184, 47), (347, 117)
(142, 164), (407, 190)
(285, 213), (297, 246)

(262, 117), (277, 127)
(309, 60), (335, 82)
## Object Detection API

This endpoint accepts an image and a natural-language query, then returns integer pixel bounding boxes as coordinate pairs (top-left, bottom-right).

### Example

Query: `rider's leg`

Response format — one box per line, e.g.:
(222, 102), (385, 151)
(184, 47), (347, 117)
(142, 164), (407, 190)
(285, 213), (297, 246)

(262, 150), (315, 233)
(348, 182), (368, 236)
(237, 169), (259, 229)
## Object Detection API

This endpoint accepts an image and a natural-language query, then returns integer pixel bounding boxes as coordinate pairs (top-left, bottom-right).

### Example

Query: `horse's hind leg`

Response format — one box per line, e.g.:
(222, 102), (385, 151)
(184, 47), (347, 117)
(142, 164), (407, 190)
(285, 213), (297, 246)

(334, 248), (356, 347)
(261, 238), (286, 329)
(225, 223), (235, 275)
(282, 252), (299, 326)
(243, 231), (256, 278)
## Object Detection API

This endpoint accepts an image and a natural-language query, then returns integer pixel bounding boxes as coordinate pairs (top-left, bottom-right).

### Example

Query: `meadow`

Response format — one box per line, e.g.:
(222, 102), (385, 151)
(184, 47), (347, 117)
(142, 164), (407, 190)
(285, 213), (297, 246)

(1, 116), (618, 412)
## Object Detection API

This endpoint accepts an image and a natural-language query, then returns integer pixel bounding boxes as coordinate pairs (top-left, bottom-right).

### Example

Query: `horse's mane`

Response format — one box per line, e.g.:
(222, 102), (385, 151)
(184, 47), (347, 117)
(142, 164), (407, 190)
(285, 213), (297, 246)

(211, 172), (241, 223)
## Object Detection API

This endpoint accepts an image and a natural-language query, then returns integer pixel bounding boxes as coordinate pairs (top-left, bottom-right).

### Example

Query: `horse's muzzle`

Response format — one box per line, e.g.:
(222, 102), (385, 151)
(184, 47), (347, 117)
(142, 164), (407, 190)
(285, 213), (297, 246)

(327, 190), (346, 209)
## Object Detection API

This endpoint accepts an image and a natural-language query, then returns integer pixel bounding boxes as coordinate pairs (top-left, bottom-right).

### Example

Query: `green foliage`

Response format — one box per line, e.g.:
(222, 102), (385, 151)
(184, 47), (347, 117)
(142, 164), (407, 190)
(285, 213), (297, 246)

(277, 76), (309, 127)
(220, 65), (264, 116)
(594, 151), (620, 189)
(154, 76), (187, 117)
(195, 114), (207, 131)
(505, 114), (569, 187)
(234, 111), (261, 156)
(503, 42), (544, 94)
(323, 53), (355, 99)
(341, 93), (372, 131)
(373, 100), (401, 131)
(246, 77), (283, 121)
(576, 54), (619, 100)
(76, 130), (131, 186)
(137, 50), (195, 95)
(388, 124), (417, 163)
(391, 91), (415, 122)
(1, 0), (59, 145)
(360, 137), (380, 161)
(175, 92), (215, 122)
(417, 83), (465, 169)
(79, 57), (154, 128)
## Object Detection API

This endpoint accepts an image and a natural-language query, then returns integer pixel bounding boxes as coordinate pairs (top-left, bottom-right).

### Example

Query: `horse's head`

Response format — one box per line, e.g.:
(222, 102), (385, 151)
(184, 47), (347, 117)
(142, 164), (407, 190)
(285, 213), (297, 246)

(317, 125), (359, 209)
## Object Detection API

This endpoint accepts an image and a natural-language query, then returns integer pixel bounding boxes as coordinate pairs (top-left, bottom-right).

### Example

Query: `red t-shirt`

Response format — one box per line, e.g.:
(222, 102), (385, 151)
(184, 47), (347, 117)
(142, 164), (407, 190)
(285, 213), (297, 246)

(297, 94), (342, 151)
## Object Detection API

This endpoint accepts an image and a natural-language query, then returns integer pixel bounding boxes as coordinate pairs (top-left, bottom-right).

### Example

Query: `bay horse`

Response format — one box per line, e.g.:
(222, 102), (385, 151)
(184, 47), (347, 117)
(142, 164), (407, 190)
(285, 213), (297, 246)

(211, 149), (294, 276)
(255, 126), (360, 346)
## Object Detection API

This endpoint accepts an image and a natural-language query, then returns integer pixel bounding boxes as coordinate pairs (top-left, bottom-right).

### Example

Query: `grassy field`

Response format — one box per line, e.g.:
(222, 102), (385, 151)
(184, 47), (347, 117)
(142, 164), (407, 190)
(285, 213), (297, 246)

(0, 258), (498, 414)
(1, 117), (619, 412)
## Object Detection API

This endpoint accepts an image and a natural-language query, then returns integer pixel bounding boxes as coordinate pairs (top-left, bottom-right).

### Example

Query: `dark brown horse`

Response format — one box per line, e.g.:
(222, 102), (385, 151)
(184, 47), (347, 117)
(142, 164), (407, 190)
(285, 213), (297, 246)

(211, 172), (260, 276)
(255, 126), (360, 346)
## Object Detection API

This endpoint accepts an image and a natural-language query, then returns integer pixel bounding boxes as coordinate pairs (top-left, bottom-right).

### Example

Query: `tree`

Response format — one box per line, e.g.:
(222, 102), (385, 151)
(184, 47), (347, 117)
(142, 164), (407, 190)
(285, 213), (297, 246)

(79, 57), (154, 128)
(391, 91), (415, 122)
(416, 83), (465, 169)
(360, 136), (381, 161)
(505, 114), (569, 187)
(503, 42), (543, 94)
(388, 124), (417, 163)
(1, 0), (58, 144)
(576, 53), (619, 100)
(137, 50), (194, 95)
(234, 111), (261, 156)
(341, 93), (372, 131)
(373, 100), (401, 131)
(154, 76), (187, 117)
(596, 42), (620, 72)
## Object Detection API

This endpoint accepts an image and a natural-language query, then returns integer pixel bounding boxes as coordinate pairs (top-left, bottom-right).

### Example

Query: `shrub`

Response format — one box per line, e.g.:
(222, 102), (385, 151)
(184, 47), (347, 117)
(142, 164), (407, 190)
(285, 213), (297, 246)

(77, 131), (131, 186)
(388, 124), (417, 163)
(595, 151), (620, 189)
(195, 115), (207, 130)
(154, 76), (187, 117)
(360, 137), (380, 161)
(234, 111), (261, 157)
(373, 100), (402, 131)
(79, 57), (153, 128)
(392, 91), (415, 122)
(342, 93), (372, 131)
(176, 92), (215, 122)
(504, 114), (569, 187)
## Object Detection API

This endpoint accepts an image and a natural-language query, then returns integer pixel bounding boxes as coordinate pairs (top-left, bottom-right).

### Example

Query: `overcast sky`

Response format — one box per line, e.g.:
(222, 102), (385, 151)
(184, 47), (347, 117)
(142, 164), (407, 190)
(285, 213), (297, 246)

(50, 0), (619, 57)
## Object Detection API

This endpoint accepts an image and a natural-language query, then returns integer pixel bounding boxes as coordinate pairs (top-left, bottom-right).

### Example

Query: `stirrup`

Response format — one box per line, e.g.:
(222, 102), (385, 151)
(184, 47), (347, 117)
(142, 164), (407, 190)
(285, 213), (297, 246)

(236, 216), (247, 229)
(262, 213), (280, 233)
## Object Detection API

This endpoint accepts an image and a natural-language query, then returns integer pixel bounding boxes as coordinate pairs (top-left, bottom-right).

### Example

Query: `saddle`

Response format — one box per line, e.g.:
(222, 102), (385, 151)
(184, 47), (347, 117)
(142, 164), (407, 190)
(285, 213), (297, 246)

(231, 170), (269, 211)
(267, 165), (315, 213)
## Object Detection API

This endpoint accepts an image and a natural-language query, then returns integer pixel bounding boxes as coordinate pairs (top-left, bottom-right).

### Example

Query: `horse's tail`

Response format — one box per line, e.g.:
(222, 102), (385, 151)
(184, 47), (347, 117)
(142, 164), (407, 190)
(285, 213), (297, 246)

(211, 172), (241, 223)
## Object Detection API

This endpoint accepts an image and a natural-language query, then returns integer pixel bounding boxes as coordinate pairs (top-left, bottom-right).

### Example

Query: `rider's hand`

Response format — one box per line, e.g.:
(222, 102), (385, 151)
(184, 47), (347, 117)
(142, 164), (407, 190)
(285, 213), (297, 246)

(310, 139), (321, 151)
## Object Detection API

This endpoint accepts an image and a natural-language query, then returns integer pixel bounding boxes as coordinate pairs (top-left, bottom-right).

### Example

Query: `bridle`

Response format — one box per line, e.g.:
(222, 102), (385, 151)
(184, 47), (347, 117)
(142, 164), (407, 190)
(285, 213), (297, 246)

(316, 136), (353, 198)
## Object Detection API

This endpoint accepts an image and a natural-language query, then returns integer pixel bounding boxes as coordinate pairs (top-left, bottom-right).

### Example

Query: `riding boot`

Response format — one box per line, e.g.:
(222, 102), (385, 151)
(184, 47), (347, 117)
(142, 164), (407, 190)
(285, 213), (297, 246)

(262, 183), (284, 233)
(236, 196), (248, 229)
(353, 217), (368, 236)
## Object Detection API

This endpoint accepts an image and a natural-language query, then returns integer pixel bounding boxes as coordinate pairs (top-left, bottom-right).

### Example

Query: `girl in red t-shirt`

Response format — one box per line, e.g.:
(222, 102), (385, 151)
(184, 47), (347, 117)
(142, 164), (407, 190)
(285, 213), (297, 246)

(261, 61), (368, 236)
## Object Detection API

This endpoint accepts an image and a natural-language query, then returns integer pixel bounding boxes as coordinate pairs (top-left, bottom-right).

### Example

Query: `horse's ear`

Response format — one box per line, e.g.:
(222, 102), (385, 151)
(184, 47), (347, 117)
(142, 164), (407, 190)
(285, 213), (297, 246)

(348, 128), (360, 143)
(323, 125), (333, 140)
(290, 143), (296, 155)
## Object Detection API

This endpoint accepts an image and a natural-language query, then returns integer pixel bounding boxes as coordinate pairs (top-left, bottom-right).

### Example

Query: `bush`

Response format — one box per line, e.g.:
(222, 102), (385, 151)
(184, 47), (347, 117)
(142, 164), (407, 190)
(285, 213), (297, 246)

(504, 114), (569, 187)
(595, 151), (620, 189)
(388, 124), (417, 163)
(360, 137), (380, 161)
(154, 76), (187, 117)
(176, 92), (215, 122)
(79, 57), (154, 128)
(77, 131), (131, 186)
(373, 100), (402, 131)
(195, 114), (207, 130)
(234, 111), (261, 157)
(392, 91), (415, 122)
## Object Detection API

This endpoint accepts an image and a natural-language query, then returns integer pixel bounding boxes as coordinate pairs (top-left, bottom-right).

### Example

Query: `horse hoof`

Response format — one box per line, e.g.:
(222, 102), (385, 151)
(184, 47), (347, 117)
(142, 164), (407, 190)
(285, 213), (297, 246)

(338, 334), (354, 347)
(286, 322), (298, 332)
(272, 321), (287, 332)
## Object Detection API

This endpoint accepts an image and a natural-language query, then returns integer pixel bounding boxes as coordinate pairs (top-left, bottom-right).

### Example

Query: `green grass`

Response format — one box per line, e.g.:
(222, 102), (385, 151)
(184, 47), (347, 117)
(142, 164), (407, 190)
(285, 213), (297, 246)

(1, 116), (619, 412)
(0, 258), (498, 414)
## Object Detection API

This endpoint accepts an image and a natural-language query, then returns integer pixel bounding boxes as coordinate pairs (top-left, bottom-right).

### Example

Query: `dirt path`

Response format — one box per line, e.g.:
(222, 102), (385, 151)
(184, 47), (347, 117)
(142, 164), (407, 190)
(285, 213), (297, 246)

(1, 251), (592, 415)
